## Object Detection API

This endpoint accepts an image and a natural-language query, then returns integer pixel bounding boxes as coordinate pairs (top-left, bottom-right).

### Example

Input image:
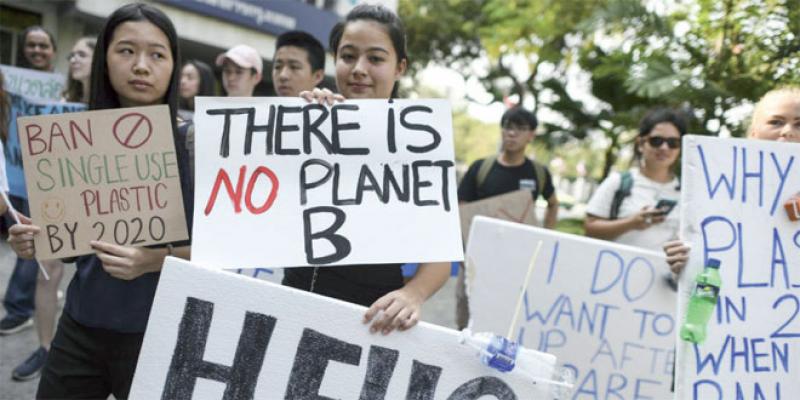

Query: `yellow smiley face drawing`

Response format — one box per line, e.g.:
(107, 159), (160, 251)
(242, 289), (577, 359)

(41, 197), (65, 223)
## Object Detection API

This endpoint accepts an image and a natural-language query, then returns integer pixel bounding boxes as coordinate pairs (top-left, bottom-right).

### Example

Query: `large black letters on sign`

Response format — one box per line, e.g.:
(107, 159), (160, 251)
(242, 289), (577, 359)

(162, 297), (276, 400)
(359, 346), (400, 400)
(446, 377), (517, 400)
(405, 360), (443, 400)
(285, 328), (362, 399)
(303, 206), (352, 264)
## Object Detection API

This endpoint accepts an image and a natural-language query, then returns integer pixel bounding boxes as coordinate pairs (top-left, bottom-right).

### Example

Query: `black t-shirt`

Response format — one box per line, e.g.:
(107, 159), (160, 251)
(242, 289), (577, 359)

(458, 157), (555, 202)
(283, 264), (404, 307)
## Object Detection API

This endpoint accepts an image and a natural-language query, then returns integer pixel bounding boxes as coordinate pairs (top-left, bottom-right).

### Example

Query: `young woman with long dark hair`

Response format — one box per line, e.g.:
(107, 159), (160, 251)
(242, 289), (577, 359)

(293, 4), (450, 336)
(8, 4), (193, 397)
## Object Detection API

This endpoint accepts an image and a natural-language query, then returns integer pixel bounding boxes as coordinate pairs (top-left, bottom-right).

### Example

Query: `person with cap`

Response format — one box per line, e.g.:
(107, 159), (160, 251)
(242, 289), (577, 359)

(272, 31), (325, 97)
(216, 44), (262, 97)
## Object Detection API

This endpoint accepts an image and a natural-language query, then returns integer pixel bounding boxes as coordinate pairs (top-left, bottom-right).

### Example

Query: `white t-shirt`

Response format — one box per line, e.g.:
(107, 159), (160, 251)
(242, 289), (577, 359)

(586, 169), (680, 251)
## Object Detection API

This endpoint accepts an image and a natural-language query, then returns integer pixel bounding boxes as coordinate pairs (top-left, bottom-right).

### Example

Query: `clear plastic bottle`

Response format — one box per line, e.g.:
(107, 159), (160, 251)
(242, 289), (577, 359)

(680, 258), (722, 344)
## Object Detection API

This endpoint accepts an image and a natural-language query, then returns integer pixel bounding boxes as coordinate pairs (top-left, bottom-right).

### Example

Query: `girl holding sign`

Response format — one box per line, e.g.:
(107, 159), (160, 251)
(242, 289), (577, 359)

(11, 36), (97, 382)
(292, 4), (451, 335)
(8, 4), (193, 398)
(664, 86), (800, 274)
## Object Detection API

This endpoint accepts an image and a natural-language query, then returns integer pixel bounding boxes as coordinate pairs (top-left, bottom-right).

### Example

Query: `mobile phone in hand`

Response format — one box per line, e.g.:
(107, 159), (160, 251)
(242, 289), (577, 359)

(655, 199), (677, 216)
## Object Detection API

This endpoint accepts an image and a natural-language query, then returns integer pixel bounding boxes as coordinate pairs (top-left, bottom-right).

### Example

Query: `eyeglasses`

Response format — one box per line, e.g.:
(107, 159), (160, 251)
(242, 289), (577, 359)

(646, 136), (681, 149)
(67, 51), (90, 61)
(502, 125), (533, 134)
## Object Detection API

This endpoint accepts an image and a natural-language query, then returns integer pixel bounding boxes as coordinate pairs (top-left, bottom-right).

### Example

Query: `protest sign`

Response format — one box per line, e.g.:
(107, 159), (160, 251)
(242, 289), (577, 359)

(675, 135), (799, 399)
(1, 64), (65, 102)
(17, 105), (188, 259)
(192, 97), (463, 269)
(459, 189), (538, 242)
(4, 92), (85, 199)
(467, 216), (676, 400)
(130, 257), (564, 399)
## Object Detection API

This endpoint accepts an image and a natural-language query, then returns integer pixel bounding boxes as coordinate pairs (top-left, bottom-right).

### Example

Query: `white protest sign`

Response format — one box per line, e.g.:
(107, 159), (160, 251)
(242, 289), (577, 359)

(675, 135), (800, 399)
(1, 64), (65, 102)
(467, 216), (677, 400)
(192, 97), (463, 269)
(130, 257), (563, 399)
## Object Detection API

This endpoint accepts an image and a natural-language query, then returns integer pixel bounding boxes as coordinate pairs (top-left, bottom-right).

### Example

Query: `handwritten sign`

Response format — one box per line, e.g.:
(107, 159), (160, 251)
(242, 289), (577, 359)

(467, 216), (676, 400)
(130, 257), (563, 399)
(675, 135), (799, 399)
(192, 97), (463, 268)
(4, 92), (85, 199)
(459, 190), (538, 242)
(1, 64), (65, 102)
(17, 105), (188, 259)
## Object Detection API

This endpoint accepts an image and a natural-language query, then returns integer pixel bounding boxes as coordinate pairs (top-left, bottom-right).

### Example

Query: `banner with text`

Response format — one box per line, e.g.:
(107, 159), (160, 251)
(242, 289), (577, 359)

(192, 97), (463, 268)
(459, 190), (539, 243)
(675, 135), (799, 399)
(1, 64), (65, 102)
(5, 92), (85, 199)
(18, 105), (189, 259)
(467, 217), (676, 400)
(130, 257), (562, 399)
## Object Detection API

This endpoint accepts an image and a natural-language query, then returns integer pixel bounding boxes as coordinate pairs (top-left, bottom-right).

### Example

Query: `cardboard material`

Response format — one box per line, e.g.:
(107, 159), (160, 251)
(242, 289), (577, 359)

(675, 135), (800, 399)
(17, 105), (188, 259)
(192, 97), (463, 269)
(459, 190), (539, 242)
(130, 257), (562, 399)
(467, 216), (677, 399)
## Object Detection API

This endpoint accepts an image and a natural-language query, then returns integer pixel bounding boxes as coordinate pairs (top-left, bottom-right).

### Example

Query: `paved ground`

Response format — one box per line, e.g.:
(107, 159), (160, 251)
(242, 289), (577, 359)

(0, 242), (458, 399)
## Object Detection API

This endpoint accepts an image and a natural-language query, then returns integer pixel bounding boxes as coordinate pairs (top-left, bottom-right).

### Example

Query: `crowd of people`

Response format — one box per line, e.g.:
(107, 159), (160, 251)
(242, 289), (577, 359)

(0, 2), (798, 399)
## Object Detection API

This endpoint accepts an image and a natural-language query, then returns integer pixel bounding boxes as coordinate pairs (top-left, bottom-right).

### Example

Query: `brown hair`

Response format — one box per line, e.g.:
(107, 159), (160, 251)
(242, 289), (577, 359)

(61, 36), (97, 103)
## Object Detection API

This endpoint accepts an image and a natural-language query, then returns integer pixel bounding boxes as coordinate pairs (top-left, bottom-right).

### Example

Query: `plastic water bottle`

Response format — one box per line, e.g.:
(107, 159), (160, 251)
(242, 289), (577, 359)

(680, 258), (722, 344)
(459, 329), (574, 398)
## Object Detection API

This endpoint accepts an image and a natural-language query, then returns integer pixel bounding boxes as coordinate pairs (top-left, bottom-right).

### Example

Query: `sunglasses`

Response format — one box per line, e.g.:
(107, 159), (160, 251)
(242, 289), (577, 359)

(646, 136), (681, 149)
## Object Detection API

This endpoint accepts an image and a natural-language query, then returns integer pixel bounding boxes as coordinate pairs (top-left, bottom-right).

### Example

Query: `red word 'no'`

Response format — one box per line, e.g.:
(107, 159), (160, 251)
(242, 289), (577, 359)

(204, 165), (279, 216)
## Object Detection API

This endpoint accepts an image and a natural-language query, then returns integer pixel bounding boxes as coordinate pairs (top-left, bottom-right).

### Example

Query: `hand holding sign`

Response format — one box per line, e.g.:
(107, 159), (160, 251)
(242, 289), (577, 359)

(90, 240), (163, 280)
(7, 213), (39, 259)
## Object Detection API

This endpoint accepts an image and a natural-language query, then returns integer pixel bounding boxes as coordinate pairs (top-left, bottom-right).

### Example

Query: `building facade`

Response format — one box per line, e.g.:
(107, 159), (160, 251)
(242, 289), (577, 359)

(1, 0), (397, 95)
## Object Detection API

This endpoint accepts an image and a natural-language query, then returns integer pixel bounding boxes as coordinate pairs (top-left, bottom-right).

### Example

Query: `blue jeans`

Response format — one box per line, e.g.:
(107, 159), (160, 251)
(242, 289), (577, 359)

(2, 196), (37, 319)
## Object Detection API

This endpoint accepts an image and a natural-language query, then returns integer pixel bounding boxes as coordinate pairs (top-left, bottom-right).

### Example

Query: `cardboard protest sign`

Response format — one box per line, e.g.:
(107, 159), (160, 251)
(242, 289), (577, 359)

(1, 64), (65, 102)
(17, 105), (188, 259)
(459, 190), (538, 242)
(4, 92), (86, 199)
(130, 257), (564, 399)
(467, 216), (677, 400)
(192, 97), (463, 269)
(675, 135), (800, 399)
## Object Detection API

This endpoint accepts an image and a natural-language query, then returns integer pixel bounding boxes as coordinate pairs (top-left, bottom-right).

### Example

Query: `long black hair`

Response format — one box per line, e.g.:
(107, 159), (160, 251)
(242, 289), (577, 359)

(329, 4), (408, 98)
(178, 59), (216, 111)
(16, 25), (56, 70)
(89, 3), (181, 125)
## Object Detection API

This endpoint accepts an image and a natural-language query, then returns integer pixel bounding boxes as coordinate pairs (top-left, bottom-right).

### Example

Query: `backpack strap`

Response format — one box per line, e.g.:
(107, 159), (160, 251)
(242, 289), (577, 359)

(609, 171), (633, 220)
(531, 159), (547, 200)
(476, 154), (498, 189)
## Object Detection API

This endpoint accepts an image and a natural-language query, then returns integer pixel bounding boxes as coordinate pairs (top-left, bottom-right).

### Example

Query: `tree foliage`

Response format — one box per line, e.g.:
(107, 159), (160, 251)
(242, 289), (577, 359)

(400, 0), (800, 179)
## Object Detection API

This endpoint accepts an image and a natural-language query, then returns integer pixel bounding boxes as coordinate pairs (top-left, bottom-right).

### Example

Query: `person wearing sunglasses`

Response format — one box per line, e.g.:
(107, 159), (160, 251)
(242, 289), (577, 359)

(584, 107), (687, 251)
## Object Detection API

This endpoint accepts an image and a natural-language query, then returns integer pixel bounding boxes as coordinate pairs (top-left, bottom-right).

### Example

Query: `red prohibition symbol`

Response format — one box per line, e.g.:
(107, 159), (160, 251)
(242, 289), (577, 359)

(112, 112), (153, 149)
